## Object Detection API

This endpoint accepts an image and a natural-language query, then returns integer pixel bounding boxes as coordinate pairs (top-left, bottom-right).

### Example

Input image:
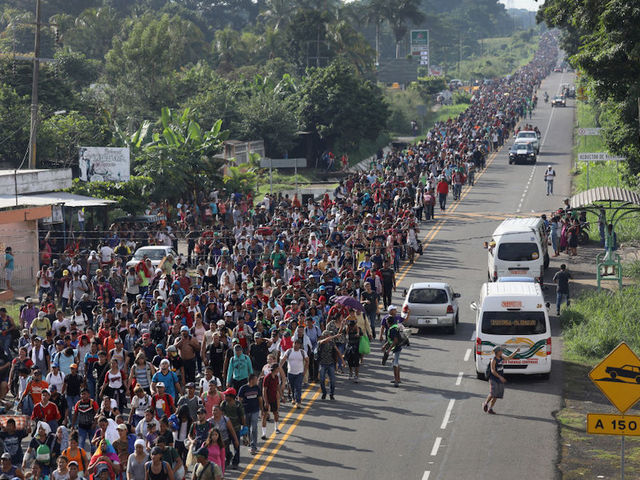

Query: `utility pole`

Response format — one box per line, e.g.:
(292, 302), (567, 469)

(28, 0), (41, 170)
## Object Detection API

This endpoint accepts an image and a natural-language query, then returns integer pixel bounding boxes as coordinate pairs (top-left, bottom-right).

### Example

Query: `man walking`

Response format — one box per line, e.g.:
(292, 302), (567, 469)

(553, 263), (572, 316)
(544, 165), (556, 196)
(237, 374), (262, 455)
(317, 330), (343, 400)
(483, 345), (520, 414)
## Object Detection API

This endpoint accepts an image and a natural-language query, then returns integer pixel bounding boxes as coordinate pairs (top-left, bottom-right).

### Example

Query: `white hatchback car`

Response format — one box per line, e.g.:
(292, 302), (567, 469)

(126, 246), (177, 269)
(401, 282), (461, 334)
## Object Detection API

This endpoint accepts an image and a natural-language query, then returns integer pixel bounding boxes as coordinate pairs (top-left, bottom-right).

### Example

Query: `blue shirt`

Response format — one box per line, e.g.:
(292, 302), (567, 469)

(4, 253), (13, 271)
(152, 370), (179, 400)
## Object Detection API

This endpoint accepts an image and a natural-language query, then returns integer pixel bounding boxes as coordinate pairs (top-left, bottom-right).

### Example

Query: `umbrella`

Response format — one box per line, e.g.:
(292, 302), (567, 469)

(333, 295), (365, 312)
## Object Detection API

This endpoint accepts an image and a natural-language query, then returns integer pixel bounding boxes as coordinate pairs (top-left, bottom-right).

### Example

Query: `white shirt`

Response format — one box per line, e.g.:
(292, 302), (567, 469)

(283, 348), (306, 375)
(46, 371), (65, 393)
(100, 245), (114, 263)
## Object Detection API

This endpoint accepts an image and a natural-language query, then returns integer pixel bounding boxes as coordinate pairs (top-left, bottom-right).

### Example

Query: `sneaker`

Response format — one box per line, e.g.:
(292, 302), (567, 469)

(354, 375), (358, 383)
(250, 448), (257, 455)
(394, 382), (399, 388)
(556, 311), (560, 316)
(275, 428), (281, 434)
(483, 402), (488, 413)
(261, 435), (267, 440)
(330, 395), (335, 400)
(321, 393), (327, 400)
(348, 372), (353, 380)
(488, 409), (496, 415)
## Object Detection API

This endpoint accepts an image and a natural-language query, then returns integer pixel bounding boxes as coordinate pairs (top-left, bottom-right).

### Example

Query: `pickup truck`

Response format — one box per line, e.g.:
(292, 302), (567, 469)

(605, 364), (640, 383)
(551, 96), (566, 107)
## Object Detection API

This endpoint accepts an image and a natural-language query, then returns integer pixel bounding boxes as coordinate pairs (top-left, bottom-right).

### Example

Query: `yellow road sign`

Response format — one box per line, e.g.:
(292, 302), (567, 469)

(589, 342), (640, 413)
(587, 414), (640, 436)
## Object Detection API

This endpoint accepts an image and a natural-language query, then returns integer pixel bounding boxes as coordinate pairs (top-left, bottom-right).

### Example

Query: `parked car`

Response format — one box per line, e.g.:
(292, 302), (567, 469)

(551, 96), (566, 107)
(515, 130), (540, 154)
(508, 141), (537, 165)
(126, 245), (177, 268)
(401, 282), (460, 334)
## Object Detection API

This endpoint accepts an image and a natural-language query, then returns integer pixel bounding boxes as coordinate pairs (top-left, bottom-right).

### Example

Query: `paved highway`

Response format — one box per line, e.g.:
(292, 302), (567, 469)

(230, 70), (576, 480)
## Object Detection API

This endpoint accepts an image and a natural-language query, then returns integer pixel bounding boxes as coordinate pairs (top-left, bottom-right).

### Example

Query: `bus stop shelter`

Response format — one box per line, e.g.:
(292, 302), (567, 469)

(570, 187), (640, 289)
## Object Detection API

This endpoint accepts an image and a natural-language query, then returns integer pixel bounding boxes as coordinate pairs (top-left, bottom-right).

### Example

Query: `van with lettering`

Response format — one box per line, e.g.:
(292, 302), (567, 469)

(471, 281), (551, 380)
(485, 217), (549, 283)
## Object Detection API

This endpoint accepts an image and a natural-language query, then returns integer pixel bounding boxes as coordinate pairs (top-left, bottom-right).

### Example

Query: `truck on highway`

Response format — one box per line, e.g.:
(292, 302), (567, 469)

(471, 281), (552, 380)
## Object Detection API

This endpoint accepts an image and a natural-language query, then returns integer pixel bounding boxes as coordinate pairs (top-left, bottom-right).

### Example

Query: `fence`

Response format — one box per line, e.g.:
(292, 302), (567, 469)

(0, 265), (34, 292)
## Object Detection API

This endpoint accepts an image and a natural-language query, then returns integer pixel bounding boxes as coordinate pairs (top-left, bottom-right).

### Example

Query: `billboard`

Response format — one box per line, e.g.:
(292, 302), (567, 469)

(79, 147), (130, 182)
(411, 30), (429, 57)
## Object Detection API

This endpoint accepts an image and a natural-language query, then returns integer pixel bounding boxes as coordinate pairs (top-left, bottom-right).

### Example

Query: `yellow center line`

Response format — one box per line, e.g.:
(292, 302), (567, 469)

(395, 148), (500, 285)
(236, 385), (314, 479)
(241, 143), (506, 479)
(250, 390), (322, 479)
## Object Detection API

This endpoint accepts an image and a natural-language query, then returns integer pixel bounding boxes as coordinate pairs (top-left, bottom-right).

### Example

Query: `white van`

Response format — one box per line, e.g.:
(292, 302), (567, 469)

(471, 282), (551, 379)
(486, 217), (549, 283)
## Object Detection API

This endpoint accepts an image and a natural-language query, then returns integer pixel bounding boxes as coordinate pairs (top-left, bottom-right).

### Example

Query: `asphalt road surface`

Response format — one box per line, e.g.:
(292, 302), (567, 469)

(231, 71), (576, 480)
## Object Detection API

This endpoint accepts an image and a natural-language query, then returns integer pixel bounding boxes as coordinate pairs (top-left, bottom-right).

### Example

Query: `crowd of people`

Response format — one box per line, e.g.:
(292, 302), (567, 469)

(0, 33), (558, 480)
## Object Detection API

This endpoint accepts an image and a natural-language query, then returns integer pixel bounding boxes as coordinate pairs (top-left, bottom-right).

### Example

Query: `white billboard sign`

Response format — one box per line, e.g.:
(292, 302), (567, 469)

(578, 152), (625, 162)
(260, 158), (307, 168)
(79, 147), (130, 182)
(578, 128), (602, 136)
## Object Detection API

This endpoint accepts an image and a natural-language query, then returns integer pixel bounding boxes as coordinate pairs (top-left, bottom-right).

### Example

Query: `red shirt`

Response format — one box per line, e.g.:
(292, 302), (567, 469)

(436, 181), (449, 195)
(32, 401), (61, 422)
(263, 373), (280, 402)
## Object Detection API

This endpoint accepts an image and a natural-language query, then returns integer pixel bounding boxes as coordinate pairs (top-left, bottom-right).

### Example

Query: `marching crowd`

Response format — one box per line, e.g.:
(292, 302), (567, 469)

(0, 33), (558, 480)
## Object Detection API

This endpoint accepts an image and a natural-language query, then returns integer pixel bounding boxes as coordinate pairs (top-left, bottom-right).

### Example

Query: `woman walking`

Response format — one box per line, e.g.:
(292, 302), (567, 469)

(483, 346), (520, 414)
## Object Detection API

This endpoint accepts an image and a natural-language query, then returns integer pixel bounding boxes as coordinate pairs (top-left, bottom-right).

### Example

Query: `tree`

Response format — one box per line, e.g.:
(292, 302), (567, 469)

(223, 165), (258, 195)
(297, 59), (388, 153)
(66, 176), (154, 215)
(0, 82), (30, 167)
(39, 111), (106, 168)
(538, 0), (640, 178)
(384, 0), (426, 59)
(235, 76), (299, 157)
(135, 107), (228, 202)
(104, 13), (207, 118)
(61, 7), (122, 60)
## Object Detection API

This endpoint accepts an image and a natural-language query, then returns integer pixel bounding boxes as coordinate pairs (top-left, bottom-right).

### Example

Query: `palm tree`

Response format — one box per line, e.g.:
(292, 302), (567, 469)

(364, 0), (389, 66)
(259, 0), (293, 30)
(384, 0), (426, 59)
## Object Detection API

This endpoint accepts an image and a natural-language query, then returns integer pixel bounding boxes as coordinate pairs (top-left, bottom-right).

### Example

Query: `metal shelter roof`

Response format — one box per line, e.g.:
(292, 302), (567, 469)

(570, 187), (640, 209)
(0, 191), (115, 210)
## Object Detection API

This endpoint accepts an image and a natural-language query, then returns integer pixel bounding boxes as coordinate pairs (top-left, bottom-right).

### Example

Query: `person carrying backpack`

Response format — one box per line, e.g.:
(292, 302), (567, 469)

(382, 308), (410, 388)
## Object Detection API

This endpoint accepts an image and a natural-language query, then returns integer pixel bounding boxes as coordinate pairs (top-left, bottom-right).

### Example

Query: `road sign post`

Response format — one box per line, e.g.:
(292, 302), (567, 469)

(588, 342), (640, 480)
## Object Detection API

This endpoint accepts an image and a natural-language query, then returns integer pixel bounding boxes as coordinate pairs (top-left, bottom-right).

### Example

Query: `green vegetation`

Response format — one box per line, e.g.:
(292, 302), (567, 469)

(540, 0), (640, 180)
(561, 287), (640, 362)
(454, 29), (539, 81)
(573, 101), (640, 243)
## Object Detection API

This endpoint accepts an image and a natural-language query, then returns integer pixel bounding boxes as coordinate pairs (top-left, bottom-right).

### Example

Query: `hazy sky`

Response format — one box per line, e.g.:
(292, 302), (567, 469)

(499, 0), (540, 11)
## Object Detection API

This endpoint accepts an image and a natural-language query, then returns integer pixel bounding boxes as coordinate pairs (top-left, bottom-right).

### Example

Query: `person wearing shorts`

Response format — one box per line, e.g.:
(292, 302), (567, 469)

(483, 345), (520, 414)
(261, 364), (281, 439)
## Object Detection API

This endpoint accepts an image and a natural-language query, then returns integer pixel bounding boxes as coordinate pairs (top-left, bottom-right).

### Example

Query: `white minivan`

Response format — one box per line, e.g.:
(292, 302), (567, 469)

(471, 281), (551, 379)
(486, 217), (549, 283)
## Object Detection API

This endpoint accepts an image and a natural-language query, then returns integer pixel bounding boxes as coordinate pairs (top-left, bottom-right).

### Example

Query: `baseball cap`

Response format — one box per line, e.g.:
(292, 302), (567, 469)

(388, 305), (397, 312)
(223, 387), (237, 396)
(254, 332), (262, 339)
(70, 363), (78, 369)
(180, 326), (190, 332)
(186, 382), (195, 389)
(1, 452), (11, 460)
(217, 319), (226, 326)
(116, 424), (128, 431)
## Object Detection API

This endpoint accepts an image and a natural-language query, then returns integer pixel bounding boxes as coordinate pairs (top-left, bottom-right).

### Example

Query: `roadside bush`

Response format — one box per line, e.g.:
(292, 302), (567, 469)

(453, 91), (471, 104)
(562, 286), (640, 361)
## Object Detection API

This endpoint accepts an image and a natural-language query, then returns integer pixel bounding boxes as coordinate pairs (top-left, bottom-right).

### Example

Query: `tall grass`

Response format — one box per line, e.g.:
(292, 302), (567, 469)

(562, 286), (640, 362)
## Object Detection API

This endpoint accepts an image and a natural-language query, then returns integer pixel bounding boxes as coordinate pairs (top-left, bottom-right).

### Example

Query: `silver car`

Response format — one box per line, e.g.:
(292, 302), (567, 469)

(401, 282), (460, 334)
(126, 246), (177, 269)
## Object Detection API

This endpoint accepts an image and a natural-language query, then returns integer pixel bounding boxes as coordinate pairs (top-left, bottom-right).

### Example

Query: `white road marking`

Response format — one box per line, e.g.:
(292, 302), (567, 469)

(430, 437), (442, 456)
(517, 165), (537, 213)
(441, 399), (455, 429)
(540, 70), (565, 149)
(456, 371), (464, 386)
(464, 348), (472, 362)
(421, 471), (431, 480)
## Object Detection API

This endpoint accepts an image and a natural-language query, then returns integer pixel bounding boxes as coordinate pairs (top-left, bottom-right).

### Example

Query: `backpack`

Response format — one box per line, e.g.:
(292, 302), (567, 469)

(388, 324), (410, 347)
(36, 443), (50, 463)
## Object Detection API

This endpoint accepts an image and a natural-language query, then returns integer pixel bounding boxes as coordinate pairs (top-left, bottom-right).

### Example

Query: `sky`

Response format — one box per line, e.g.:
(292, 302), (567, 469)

(499, 0), (540, 11)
